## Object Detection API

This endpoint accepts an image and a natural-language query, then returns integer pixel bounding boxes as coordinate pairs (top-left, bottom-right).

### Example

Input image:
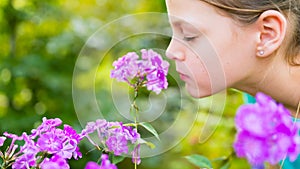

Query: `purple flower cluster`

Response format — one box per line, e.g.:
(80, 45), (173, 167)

(0, 117), (82, 169)
(234, 92), (300, 165)
(85, 154), (117, 169)
(0, 136), (6, 146)
(81, 119), (141, 165)
(111, 49), (169, 94)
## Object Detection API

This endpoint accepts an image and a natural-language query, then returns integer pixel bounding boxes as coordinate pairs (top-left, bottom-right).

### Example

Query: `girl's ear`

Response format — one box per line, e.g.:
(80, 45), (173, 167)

(255, 10), (287, 57)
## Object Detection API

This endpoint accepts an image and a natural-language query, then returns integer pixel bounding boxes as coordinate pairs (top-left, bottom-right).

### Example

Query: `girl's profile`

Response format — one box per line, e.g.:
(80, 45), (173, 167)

(165, 0), (300, 168)
(166, 0), (300, 114)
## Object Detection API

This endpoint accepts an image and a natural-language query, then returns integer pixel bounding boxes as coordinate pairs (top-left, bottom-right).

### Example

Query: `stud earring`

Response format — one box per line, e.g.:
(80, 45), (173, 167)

(258, 50), (264, 56)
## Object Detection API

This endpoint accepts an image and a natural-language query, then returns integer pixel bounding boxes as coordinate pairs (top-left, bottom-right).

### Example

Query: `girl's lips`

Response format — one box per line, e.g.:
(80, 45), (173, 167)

(179, 72), (189, 81)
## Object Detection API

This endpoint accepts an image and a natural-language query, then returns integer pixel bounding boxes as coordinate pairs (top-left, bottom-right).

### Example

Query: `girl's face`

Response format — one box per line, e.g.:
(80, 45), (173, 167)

(166, 0), (258, 98)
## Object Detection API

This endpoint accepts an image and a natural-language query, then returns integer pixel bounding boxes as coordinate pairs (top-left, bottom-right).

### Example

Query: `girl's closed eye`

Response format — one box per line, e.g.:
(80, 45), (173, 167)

(183, 35), (198, 42)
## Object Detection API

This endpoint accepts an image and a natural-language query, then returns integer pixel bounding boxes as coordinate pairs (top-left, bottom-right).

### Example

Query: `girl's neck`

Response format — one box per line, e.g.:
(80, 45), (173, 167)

(236, 57), (300, 117)
(259, 63), (300, 116)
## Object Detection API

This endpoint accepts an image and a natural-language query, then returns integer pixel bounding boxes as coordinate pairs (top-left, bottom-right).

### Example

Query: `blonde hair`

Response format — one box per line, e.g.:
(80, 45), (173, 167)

(200, 0), (300, 65)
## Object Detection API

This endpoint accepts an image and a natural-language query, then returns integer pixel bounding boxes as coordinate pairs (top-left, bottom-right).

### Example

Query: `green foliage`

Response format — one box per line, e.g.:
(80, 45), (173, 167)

(0, 0), (251, 168)
(110, 154), (125, 165)
(0, 0), (167, 168)
(186, 153), (232, 169)
(185, 154), (213, 168)
(220, 162), (230, 169)
(139, 122), (160, 141)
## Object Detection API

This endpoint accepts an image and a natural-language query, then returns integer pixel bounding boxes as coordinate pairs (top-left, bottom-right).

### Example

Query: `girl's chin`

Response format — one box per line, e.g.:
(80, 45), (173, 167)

(185, 84), (212, 98)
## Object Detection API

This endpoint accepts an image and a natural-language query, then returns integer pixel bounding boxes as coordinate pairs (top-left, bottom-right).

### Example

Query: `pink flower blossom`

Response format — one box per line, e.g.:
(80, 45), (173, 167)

(1, 117), (82, 168)
(85, 154), (117, 169)
(0, 136), (6, 147)
(111, 49), (169, 94)
(41, 155), (70, 169)
(234, 92), (300, 165)
(81, 120), (141, 163)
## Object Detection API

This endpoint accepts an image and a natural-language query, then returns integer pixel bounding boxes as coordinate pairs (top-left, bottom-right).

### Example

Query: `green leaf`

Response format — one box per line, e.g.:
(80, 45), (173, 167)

(139, 122), (160, 141)
(185, 154), (213, 168)
(111, 155), (125, 164)
(212, 156), (228, 162)
(220, 161), (230, 169)
(137, 138), (156, 149)
(212, 156), (230, 169)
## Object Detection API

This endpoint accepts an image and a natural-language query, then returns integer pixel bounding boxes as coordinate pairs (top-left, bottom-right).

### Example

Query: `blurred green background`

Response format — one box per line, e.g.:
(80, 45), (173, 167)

(0, 0), (250, 168)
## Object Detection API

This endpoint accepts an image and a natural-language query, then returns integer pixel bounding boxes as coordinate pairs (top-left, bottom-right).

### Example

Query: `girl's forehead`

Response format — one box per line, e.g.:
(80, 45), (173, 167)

(166, 0), (218, 24)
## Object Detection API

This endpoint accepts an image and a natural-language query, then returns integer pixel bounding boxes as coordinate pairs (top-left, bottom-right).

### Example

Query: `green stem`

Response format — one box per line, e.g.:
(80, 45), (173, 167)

(1, 162), (5, 169)
(132, 85), (141, 169)
(1, 160), (13, 169)
(1, 157), (4, 169)
(1, 154), (14, 169)
(131, 85), (140, 126)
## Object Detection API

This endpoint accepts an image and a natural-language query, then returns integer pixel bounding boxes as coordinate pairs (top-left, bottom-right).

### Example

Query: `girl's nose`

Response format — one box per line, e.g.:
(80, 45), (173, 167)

(166, 38), (185, 61)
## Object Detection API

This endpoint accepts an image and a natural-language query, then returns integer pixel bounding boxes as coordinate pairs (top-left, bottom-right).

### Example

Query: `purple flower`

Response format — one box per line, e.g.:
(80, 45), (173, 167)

(3, 132), (22, 158)
(132, 144), (141, 165)
(106, 135), (128, 156)
(234, 92), (300, 165)
(234, 131), (268, 164)
(57, 125), (82, 159)
(16, 133), (39, 168)
(3, 132), (23, 140)
(111, 52), (139, 83)
(100, 154), (118, 169)
(95, 119), (109, 141)
(0, 136), (6, 147)
(82, 120), (141, 163)
(141, 49), (169, 94)
(80, 121), (97, 141)
(80, 120), (109, 148)
(85, 154), (118, 169)
(37, 129), (63, 154)
(85, 161), (101, 169)
(40, 155), (70, 169)
(30, 118), (82, 161)
(1, 117), (82, 169)
(31, 117), (62, 138)
(105, 122), (139, 156)
(12, 153), (36, 169)
(252, 164), (265, 169)
(57, 139), (77, 159)
(122, 126), (140, 144)
(63, 125), (81, 143)
(111, 49), (169, 94)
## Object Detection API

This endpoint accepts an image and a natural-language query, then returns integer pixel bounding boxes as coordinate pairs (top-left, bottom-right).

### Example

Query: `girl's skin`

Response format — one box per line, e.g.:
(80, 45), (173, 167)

(165, 0), (300, 116)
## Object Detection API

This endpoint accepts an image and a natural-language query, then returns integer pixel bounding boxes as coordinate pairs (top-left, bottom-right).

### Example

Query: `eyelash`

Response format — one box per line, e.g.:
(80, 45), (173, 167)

(183, 36), (196, 42)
